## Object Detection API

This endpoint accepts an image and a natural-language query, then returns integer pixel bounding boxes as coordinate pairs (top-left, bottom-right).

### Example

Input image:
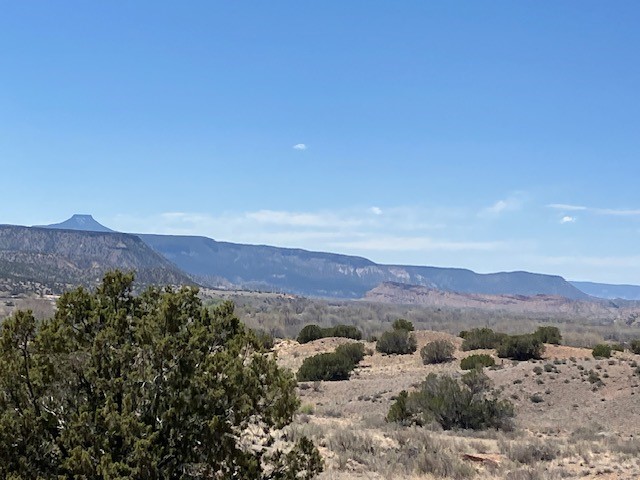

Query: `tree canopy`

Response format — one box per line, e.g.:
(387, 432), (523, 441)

(0, 271), (322, 479)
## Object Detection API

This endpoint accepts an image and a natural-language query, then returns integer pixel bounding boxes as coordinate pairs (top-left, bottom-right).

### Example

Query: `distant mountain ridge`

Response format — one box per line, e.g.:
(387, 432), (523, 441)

(0, 225), (191, 292)
(570, 281), (640, 301)
(22, 214), (638, 301)
(137, 233), (589, 300)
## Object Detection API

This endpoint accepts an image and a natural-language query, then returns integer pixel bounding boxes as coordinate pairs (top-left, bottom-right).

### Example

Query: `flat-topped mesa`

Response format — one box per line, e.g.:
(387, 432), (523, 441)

(40, 214), (115, 233)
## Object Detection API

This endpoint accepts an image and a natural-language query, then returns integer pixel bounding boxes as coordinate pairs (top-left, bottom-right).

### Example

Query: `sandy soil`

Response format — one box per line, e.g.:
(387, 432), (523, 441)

(275, 331), (640, 479)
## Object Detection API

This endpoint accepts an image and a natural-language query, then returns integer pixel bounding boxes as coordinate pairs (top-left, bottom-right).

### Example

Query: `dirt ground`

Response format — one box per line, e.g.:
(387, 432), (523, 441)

(275, 331), (640, 479)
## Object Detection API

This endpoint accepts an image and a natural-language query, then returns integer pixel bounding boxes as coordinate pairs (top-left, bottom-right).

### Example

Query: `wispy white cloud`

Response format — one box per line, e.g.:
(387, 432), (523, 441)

(548, 203), (640, 216)
(547, 203), (587, 211)
(245, 209), (362, 228)
(110, 205), (505, 258)
(331, 237), (506, 252)
(292, 143), (307, 150)
(479, 194), (524, 217)
(594, 208), (640, 216)
(560, 216), (576, 224)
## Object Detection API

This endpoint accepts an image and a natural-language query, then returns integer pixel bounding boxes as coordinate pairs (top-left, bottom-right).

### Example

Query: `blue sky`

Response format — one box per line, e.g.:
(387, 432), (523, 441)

(2, 1), (640, 283)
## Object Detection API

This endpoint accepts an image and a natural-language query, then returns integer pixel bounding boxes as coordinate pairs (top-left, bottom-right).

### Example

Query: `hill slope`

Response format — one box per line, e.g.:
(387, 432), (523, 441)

(0, 225), (192, 292)
(364, 281), (622, 317)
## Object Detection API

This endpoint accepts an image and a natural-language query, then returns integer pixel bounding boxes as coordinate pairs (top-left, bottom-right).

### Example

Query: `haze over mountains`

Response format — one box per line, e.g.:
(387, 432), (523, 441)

(1, 214), (638, 301)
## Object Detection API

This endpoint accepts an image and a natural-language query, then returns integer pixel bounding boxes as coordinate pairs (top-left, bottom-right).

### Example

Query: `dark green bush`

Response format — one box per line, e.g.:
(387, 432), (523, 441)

(327, 324), (362, 340)
(297, 352), (354, 381)
(592, 344), (612, 359)
(297, 340), (367, 382)
(297, 324), (362, 343)
(297, 324), (325, 344)
(611, 343), (624, 352)
(376, 329), (417, 355)
(386, 390), (409, 424)
(392, 318), (415, 331)
(335, 342), (365, 365)
(631, 340), (640, 355)
(420, 340), (455, 364)
(460, 354), (495, 370)
(496, 334), (544, 361)
(386, 373), (514, 430)
(461, 328), (508, 351)
(533, 326), (562, 345)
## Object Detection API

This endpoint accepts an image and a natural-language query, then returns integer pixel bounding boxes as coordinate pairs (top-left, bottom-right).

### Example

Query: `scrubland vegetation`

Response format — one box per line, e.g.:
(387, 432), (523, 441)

(210, 290), (640, 348)
(5, 280), (640, 479)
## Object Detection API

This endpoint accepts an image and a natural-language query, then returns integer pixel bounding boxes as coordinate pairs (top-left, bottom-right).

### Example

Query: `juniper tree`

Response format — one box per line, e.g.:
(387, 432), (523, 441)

(0, 271), (322, 479)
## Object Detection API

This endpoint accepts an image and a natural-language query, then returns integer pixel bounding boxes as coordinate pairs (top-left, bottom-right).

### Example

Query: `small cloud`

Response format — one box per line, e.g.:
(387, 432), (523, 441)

(292, 143), (307, 150)
(479, 195), (523, 217)
(560, 216), (576, 224)
(370, 206), (383, 215)
(486, 200), (510, 214)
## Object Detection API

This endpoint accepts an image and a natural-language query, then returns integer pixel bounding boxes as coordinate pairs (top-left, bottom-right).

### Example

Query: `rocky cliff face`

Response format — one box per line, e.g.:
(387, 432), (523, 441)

(139, 234), (590, 300)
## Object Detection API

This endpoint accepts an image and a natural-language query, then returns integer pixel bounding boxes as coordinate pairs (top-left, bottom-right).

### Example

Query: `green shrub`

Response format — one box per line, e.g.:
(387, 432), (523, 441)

(0, 271), (323, 479)
(611, 343), (624, 352)
(297, 352), (354, 381)
(386, 373), (514, 430)
(297, 324), (363, 343)
(252, 328), (275, 350)
(327, 324), (362, 340)
(335, 342), (365, 365)
(631, 340), (640, 355)
(592, 344), (612, 359)
(392, 318), (415, 331)
(386, 390), (409, 423)
(460, 354), (495, 370)
(461, 368), (492, 394)
(420, 340), (455, 364)
(587, 370), (602, 384)
(461, 328), (508, 351)
(376, 329), (417, 355)
(497, 334), (544, 361)
(533, 326), (562, 345)
(297, 324), (325, 344)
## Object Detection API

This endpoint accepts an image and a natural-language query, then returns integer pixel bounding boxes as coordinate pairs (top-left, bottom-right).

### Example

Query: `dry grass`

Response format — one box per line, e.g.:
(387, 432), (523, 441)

(275, 329), (640, 479)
